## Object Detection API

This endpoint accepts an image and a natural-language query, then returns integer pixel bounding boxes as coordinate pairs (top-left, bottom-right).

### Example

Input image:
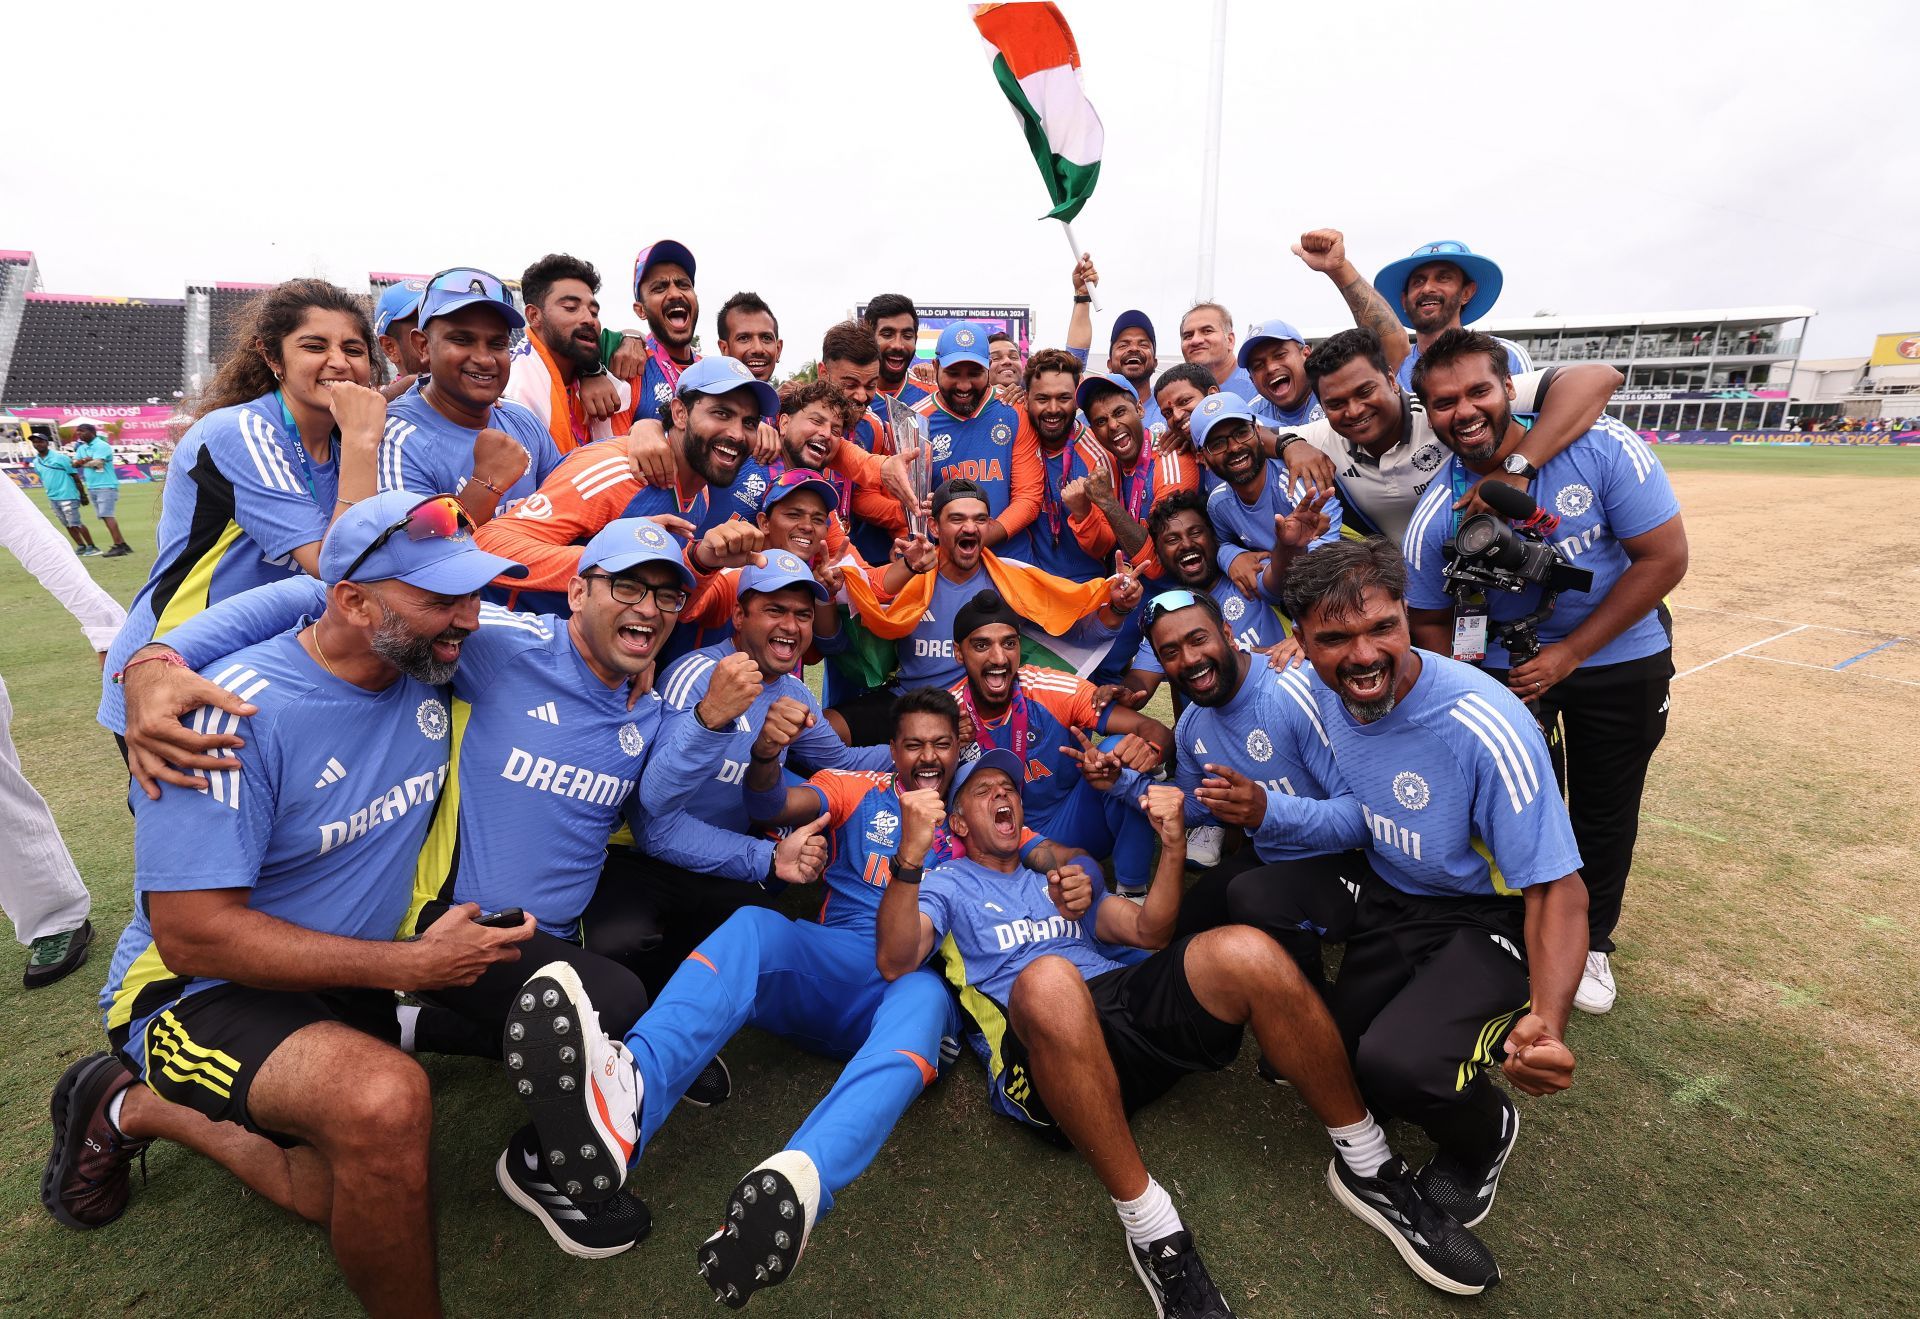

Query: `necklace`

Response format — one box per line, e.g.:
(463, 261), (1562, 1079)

(309, 625), (343, 681)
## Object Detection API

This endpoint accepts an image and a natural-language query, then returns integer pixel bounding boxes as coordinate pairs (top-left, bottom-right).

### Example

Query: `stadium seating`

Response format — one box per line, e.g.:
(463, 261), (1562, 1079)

(1, 296), (187, 408)
(208, 283), (270, 365)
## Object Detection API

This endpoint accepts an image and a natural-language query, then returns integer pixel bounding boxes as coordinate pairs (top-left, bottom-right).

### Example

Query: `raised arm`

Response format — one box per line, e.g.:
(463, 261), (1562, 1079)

(875, 787), (945, 980)
(1293, 229), (1411, 374)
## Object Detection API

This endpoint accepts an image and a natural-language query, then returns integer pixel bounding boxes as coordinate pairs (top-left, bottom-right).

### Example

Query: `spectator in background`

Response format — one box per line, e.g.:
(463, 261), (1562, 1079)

(71, 424), (133, 557)
(30, 436), (98, 556)
(0, 468), (124, 987)
(987, 330), (1023, 394)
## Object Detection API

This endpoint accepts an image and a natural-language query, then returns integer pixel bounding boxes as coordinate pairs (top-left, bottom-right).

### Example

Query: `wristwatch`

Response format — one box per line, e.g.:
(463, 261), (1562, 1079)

(1500, 453), (1537, 480)
(580, 358), (608, 379)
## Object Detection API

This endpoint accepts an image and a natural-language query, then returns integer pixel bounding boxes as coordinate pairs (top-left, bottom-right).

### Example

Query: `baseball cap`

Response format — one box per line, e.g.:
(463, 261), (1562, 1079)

(1109, 309), (1156, 348)
(319, 490), (528, 591)
(1189, 392), (1257, 449)
(951, 588), (1020, 645)
(1075, 371), (1138, 413)
(737, 548), (828, 602)
(1236, 319), (1307, 370)
(935, 321), (991, 370)
(632, 239), (697, 300)
(1374, 240), (1503, 327)
(931, 477), (989, 519)
(417, 266), (525, 331)
(760, 469), (842, 515)
(947, 746), (1024, 807)
(374, 279), (427, 336)
(577, 517), (696, 589)
(675, 355), (780, 423)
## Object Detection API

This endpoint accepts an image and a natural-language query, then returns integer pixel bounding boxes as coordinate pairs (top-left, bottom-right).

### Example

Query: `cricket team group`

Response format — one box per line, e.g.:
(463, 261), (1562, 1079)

(40, 227), (1687, 1317)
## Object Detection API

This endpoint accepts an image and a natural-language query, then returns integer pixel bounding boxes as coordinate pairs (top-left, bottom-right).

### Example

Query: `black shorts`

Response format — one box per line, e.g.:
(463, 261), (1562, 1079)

(1000, 935), (1244, 1135)
(109, 983), (399, 1144)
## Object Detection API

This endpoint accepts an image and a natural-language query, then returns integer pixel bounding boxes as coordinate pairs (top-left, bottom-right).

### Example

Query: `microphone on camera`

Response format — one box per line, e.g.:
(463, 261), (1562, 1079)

(1479, 478), (1560, 534)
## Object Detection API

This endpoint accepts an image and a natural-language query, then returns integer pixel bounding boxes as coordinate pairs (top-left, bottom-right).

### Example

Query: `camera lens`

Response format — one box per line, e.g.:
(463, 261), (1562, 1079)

(1456, 515), (1501, 558)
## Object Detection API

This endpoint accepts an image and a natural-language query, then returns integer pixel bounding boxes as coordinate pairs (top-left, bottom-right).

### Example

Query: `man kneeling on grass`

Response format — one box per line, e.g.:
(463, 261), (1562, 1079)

(871, 749), (1499, 1318)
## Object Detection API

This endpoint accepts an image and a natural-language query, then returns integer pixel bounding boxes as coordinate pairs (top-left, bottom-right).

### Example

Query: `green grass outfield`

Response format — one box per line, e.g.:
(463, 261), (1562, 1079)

(1647, 441), (1920, 477)
(1, 465), (1915, 1317)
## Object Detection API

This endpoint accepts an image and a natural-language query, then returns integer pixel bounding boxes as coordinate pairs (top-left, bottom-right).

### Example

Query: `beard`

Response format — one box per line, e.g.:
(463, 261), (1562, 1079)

(371, 602), (467, 685)
(543, 323), (600, 373)
(1336, 659), (1398, 723)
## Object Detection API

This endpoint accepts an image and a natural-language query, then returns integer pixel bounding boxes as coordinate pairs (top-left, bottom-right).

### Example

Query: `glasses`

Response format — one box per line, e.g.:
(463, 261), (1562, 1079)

(584, 573), (687, 612)
(418, 266), (515, 319)
(1142, 589), (1220, 627)
(340, 495), (473, 583)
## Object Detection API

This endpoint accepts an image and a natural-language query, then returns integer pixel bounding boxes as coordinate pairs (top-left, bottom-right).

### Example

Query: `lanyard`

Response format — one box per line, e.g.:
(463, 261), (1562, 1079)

(275, 391), (324, 505)
(1041, 441), (1076, 538)
(1117, 458), (1151, 523)
(648, 336), (692, 391)
(960, 681), (1032, 766)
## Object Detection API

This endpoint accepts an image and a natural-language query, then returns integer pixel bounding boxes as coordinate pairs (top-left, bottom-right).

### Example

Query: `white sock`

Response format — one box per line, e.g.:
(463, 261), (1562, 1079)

(1328, 1113), (1392, 1178)
(1113, 1176), (1183, 1248)
(395, 1004), (421, 1054)
(105, 1088), (128, 1136)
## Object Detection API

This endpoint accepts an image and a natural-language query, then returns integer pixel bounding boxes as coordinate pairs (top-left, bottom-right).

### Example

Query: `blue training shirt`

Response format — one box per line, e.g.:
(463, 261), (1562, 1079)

(1206, 458), (1345, 582)
(378, 381), (562, 508)
(1251, 393), (1325, 430)
(919, 856), (1125, 1009)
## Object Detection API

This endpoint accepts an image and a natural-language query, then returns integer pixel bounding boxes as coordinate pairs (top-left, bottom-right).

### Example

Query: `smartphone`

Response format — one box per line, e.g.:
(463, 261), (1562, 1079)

(473, 907), (526, 929)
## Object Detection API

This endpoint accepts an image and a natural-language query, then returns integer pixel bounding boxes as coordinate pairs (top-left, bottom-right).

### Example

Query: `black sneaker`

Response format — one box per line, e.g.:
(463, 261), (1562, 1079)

(42, 1052), (150, 1229)
(25, 920), (92, 989)
(1326, 1155), (1499, 1296)
(697, 1150), (820, 1309)
(683, 1054), (733, 1108)
(1126, 1229), (1235, 1318)
(1416, 1090), (1519, 1228)
(494, 1124), (650, 1259)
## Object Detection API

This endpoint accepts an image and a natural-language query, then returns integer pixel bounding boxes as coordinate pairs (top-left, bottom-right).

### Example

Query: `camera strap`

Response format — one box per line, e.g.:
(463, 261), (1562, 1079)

(1444, 460), (1490, 661)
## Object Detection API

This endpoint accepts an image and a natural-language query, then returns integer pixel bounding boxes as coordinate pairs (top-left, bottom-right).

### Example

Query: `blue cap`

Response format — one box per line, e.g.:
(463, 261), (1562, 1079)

(1374, 241), (1503, 327)
(1189, 392), (1257, 449)
(1236, 319), (1307, 370)
(674, 355), (780, 423)
(374, 279), (426, 336)
(947, 746), (1024, 807)
(417, 268), (526, 331)
(760, 470), (842, 515)
(632, 238), (697, 299)
(935, 321), (991, 369)
(576, 517), (696, 589)
(737, 548), (828, 602)
(1109, 309), (1156, 348)
(318, 490), (528, 591)
(1075, 371), (1138, 413)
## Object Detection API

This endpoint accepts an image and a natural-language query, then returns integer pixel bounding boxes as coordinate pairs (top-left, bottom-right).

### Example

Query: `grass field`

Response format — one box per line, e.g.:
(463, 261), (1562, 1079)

(2, 447), (1916, 1317)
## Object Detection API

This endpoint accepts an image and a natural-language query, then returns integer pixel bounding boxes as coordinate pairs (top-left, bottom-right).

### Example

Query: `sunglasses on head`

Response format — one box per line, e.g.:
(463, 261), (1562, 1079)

(340, 495), (473, 583)
(418, 266), (514, 317)
(1142, 589), (1222, 628)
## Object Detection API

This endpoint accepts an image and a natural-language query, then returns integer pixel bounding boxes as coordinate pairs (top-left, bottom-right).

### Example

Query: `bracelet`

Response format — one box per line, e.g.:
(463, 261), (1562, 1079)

(1073, 294), (1092, 304)
(472, 475), (505, 496)
(113, 650), (188, 685)
(890, 859), (925, 885)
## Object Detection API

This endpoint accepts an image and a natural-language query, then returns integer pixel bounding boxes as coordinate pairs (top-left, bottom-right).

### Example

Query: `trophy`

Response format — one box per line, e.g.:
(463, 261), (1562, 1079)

(886, 397), (934, 538)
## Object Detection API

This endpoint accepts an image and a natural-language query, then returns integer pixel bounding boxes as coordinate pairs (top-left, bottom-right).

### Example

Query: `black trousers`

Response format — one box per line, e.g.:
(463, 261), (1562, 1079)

(1171, 837), (1266, 939)
(586, 848), (780, 1000)
(1227, 854), (1529, 1162)
(1493, 648), (1672, 953)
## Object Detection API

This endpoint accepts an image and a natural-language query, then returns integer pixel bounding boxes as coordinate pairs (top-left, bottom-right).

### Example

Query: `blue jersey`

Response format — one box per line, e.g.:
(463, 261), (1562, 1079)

(1132, 574), (1287, 674)
(646, 642), (892, 880)
(98, 394), (336, 735)
(946, 666), (1112, 820)
(920, 857), (1125, 1009)
(101, 632), (449, 1034)
(1398, 337), (1532, 393)
(32, 451), (82, 501)
(1217, 365), (1257, 400)
(914, 392), (1040, 560)
(79, 437), (121, 489)
(378, 382), (562, 508)
(891, 565), (994, 692)
(803, 769), (980, 933)
(1309, 650), (1582, 898)
(628, 340), (697, 425)
(1206, 460), (1345, 580)
(1251, 392), (1325, 430)
(1401, 418), (1680, 669)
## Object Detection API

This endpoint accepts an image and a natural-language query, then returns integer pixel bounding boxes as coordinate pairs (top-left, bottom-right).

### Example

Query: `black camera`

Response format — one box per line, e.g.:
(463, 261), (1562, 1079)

(1441, 482), (1593, 598)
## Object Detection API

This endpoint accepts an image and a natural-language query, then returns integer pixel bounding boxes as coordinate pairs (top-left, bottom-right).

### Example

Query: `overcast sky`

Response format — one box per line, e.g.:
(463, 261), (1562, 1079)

(7, 0), (1912, 364)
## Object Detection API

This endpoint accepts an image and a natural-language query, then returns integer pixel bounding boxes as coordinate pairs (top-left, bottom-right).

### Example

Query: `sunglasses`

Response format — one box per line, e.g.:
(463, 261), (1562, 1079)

(1142, 588), (1221, 627)
(340, 496), (473, 583)
(418, 266), (515, 319)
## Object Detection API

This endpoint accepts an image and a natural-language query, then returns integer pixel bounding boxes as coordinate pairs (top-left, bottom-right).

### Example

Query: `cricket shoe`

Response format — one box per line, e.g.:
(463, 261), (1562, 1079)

(698, 1150), (820, 1309)
(503, 961), (638, 1204)
(683, 1054), (733, 1107)
(42, 1052), (150, 1229)
(1185, 824), (1225, 870)
(1127, 1229), (1235, 1318)
(1327, 1155), (1500, 1296)
(1416, 1089), (1519, 1228)
(494, 1123), (650, 1259)
(1573, 950), (1617, 1015)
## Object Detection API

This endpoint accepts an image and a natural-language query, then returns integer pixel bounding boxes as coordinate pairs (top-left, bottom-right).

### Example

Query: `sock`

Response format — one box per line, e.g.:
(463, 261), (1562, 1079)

(395, 1004), (421, 1054)
(1328, 1113), (1392, 1178)
(105, 1088), (128, 1136)
(1112, 1177), (1183, 1248)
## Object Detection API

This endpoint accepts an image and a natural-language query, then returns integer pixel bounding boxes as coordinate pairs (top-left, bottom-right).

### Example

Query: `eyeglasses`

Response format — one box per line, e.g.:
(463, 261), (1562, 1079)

(418, 266), (515, 320)
(583, 573), (688, 612)
(340, 495), (473, 583)
(1142, 589), (1220, 627)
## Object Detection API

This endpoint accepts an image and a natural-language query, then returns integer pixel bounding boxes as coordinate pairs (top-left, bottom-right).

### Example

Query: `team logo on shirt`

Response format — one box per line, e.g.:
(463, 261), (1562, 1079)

(516, 493), (554, 521)
(618, 723), (644, 757)
(1555, 484), (1594, 518)
(1222, 594), (1245, 622)
(741, 472), (768, 504)
(1412, 444), (1444, 472)
(1245, 729), (1273, 762)
(961, 742), (982, 763)
(930, 433), (954, 464)
(416, 699), (449, 741)
(867, 809), (899, 848)
(1392, 771), (1431, 811)
(990, 423), (1012, 446)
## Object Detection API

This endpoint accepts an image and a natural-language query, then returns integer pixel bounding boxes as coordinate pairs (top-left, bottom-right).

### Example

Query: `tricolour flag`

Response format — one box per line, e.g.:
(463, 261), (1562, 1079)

(972, 3), (1104, 223)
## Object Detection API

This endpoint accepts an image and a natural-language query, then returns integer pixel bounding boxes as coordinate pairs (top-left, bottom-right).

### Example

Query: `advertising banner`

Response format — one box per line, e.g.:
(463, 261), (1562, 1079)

(1640, 429), (1919, 446)
(1868, 333), (1920, 368)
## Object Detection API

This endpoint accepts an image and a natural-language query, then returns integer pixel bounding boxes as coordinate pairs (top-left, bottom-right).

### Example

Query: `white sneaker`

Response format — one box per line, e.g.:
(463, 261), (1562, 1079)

(1573, 951), (1616, 1015)
(1186, 824), (1225, 869)
(698, 1149), (822, 1307)
(504, 961), (642, 1202)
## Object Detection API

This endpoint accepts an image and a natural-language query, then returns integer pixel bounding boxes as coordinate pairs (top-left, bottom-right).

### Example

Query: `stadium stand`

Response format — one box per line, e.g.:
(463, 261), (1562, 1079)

(0, 251), (39, 403)
(208, 282), (270, 365)
(1, 293), (187, 408)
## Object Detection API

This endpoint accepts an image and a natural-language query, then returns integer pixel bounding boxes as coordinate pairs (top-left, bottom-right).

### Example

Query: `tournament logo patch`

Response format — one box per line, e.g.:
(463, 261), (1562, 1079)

(416, 698), (449, 741)
(867, 809), (899, 848)
(961, 741), (982, 763)
(1393, 771), (1430, 811)
(653, 382), (673, 405)
(1222, 594), (1246, 622)
(618, 723), (644, 757)
(990, 422), (1012, 446)
(741, 472), (768, 504)
(1412, 443), (1444, 472)
(1245, 729), (1273, 762)
(1555, 484), (1594, 518)
(930, 434), (954, 464)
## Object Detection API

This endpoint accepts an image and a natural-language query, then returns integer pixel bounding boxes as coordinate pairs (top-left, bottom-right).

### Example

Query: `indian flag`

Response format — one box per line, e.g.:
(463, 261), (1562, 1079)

(973, 3), (1103, 223)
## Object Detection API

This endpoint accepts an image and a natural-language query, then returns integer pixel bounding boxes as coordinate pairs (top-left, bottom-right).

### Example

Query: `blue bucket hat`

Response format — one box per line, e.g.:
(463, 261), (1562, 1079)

(1374, 241), (1504, 328)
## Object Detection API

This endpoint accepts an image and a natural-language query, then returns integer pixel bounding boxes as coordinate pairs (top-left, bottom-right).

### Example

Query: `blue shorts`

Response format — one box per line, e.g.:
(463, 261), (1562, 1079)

(49, 499), (82, 527)
(88, 486), (119, 517)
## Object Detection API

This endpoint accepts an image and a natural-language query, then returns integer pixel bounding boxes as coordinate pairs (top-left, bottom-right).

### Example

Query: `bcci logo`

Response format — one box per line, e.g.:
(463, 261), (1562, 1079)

(1199, 397), (1225, 416)
(955, 328), (977, 347)
(1412, 444), (1444, 472)
(867, 809), (899, 847)
(1222, 595), (1245, 622)
(772, 551), (805, 573)
(618, 723), (644, 757)
(1555, 484), (1594, 518)
(1246, 729), (1273, 762)
(635, 523), (667, 548)
(1393, 771), (1430, 811)
(416, 699), (449, 741)
(990, 423), (1012, 446)
(724, 359), (751, 378)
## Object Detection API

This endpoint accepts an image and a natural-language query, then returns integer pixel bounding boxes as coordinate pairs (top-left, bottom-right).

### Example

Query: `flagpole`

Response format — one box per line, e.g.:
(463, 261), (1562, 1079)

(1195, 0), (1228, 300)
(1059, 221), (1103, 313)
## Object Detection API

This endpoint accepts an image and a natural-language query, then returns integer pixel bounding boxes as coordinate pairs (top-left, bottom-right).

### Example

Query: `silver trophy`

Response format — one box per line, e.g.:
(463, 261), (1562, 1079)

(886, 397), (934, 538)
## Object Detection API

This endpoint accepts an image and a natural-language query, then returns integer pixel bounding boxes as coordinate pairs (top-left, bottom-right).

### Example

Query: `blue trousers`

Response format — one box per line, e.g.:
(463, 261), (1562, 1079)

(1027, 776), (1158, 889)
(623, 907), (958, 1218)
